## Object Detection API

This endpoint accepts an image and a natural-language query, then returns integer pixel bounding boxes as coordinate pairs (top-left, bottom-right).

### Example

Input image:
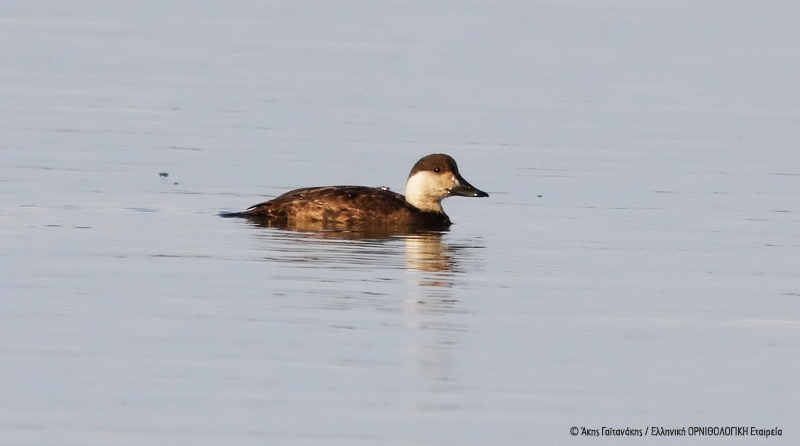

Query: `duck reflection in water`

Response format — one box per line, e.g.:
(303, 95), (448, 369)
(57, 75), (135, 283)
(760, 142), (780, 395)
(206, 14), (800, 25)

(251, 227), (463, 276)
(221, 154), (488, 233)
(251, 227), (483, 383)
(403, 232), (477, 384)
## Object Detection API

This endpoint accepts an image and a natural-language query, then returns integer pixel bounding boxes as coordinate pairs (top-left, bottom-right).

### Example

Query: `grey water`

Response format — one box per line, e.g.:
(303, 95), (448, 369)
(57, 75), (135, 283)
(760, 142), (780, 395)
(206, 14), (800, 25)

(2, 1), (799, 444)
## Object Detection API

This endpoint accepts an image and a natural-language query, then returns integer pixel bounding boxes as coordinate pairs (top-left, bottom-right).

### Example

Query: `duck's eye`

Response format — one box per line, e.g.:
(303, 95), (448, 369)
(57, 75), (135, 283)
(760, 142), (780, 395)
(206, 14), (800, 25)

(434, 167), (441, 173)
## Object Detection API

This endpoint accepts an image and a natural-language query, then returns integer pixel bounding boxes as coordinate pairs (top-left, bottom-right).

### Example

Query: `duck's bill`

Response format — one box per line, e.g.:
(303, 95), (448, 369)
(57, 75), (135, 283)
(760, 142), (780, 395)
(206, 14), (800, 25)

(450, 177), (489, 198)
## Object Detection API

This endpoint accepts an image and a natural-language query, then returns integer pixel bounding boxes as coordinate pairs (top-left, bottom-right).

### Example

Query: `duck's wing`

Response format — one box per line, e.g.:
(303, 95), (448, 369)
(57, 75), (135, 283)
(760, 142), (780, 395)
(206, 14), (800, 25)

(240, 186), (412, 223)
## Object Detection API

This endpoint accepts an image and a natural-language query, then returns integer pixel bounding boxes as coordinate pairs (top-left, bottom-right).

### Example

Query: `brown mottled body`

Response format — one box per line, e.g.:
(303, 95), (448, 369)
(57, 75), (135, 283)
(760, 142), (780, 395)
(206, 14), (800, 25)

(239, 186), (450, 229)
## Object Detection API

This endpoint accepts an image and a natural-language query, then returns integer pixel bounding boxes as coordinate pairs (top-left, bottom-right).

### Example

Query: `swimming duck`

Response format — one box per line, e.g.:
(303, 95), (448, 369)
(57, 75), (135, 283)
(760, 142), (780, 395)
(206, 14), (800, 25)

(222, 153), (488, 231)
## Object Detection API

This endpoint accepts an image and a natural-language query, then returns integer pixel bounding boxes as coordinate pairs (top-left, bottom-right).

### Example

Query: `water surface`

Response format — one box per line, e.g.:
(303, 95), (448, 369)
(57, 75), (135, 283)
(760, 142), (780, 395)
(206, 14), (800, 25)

(2, 1), (799, 444)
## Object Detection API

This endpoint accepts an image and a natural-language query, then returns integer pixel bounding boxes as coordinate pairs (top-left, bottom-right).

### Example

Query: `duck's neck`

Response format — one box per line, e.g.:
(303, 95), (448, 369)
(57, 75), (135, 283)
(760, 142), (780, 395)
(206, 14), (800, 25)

(405, 172), (445, 213)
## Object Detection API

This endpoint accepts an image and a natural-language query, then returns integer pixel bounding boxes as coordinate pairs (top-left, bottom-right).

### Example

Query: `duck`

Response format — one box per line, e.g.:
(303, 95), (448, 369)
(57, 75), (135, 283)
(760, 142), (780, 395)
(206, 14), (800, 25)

(221, 153), (488, 231)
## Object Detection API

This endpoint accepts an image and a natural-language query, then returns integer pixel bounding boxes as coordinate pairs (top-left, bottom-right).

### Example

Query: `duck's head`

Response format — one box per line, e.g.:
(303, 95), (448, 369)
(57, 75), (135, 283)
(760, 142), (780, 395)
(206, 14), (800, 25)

(404, 154), (489, 213)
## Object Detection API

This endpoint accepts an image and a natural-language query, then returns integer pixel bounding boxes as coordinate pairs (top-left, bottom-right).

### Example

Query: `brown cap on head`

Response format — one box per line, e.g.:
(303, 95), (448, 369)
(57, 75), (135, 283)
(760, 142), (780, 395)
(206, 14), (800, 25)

(408, 153), (460, 178)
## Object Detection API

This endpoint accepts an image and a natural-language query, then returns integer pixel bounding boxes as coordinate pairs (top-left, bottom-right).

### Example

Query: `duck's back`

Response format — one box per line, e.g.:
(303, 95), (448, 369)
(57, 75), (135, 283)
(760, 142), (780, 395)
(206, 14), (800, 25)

(236, 186), (450, 229)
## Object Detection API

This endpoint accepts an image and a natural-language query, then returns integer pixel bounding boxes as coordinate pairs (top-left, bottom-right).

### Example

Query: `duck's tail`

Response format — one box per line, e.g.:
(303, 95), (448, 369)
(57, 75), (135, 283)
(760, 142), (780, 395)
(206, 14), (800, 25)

(219, 211), (250, 218)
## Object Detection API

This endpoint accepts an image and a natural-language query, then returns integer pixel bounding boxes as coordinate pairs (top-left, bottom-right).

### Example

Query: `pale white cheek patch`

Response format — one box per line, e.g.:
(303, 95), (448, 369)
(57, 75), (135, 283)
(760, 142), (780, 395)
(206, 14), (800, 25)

(405, 171), (447, 212)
